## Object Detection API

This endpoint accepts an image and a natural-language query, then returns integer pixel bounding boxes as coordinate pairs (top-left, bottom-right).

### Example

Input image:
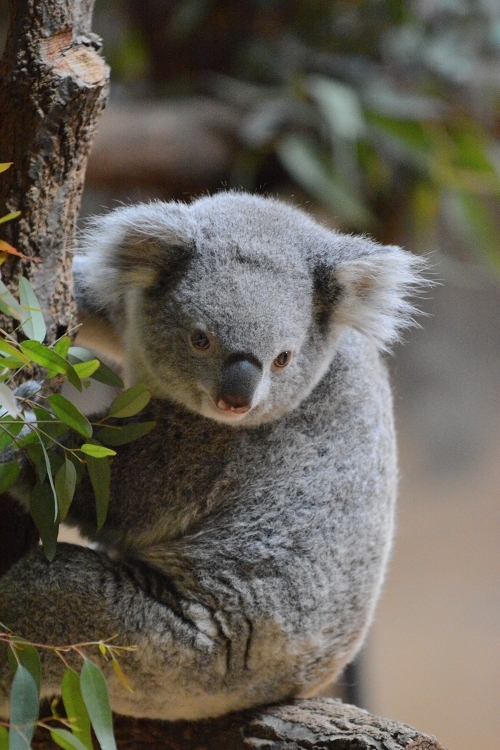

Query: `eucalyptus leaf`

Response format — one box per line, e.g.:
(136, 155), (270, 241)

(80, 660), (117, 750)
(0, 211), (20, 224)
(0, 340), (30, 364)
(55, 459), (77, 522)
(39, 439), (58, 521)
(73, 360), (100, 379)
(68, 348), (124, 388)
(108, 384), (151, 418)
(96, 421), (156, 446)
(0, 726), (8, 750)
(29, 481), (58, 560)
(9, 641), (41, 693)
(61, 668), (93, 750)
(0, 280), (25, 322)
(20, 341), (82, 391)
(80, 444), (116, 458)
(28, 444), (46, 483)
(8, 663), (39, 750)
(85, 443), (111, 529)
(0, 418), (24, 451)
(18, 278), (46, 343)
(0, 357), (29, 370)
(53, 336), (72, 359)
(0, 461), (20, 494)
(50, 729), (90, 750)
(47, 395), (92, 439)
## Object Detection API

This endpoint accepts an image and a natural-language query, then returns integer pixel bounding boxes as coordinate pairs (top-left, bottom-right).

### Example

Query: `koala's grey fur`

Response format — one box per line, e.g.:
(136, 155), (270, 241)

(0, 192), (424, 720)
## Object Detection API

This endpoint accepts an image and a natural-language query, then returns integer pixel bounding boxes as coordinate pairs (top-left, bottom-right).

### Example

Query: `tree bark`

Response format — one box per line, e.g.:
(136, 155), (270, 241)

(33, 698), (447, 749)
(0, 0), (109, 341)
(0, 0), (109, 574)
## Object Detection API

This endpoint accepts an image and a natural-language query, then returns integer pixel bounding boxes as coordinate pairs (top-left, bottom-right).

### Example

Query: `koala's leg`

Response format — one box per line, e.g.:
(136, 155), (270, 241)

(0, 494), (39, 578)
(0, 543), (261, 720)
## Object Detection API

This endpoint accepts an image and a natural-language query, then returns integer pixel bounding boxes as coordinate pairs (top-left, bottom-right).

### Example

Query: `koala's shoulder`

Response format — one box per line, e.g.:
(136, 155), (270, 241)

(296, 330), (392, 433)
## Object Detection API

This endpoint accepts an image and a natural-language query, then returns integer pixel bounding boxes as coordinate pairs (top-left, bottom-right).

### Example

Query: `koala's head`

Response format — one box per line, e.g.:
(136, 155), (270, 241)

(74, 192), (424, 427)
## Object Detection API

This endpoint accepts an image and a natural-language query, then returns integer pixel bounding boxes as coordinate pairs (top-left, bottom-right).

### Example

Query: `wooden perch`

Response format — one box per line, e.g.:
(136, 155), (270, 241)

(32, 697), (447, 749)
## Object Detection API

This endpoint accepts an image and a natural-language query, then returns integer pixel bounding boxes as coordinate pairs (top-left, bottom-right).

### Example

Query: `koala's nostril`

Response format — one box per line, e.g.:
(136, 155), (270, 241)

(218, 355), (262, 412)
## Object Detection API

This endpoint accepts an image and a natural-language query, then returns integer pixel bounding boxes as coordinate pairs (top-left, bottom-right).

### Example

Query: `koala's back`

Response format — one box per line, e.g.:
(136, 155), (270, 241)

(61, 329), (395, 713)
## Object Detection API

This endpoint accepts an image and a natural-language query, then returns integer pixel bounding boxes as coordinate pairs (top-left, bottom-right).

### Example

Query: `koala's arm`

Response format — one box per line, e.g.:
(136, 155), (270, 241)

(0, 540), (301, 720)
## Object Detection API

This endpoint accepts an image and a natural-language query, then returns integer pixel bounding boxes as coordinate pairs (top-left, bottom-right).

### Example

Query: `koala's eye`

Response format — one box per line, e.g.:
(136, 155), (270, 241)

(272, 351), (292, 370)
(190, 330), (213, 353)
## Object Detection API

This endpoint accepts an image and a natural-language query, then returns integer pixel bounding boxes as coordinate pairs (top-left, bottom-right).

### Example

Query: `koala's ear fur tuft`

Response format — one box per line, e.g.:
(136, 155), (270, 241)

(315, 237), (428, 351)
(73, 202), (192, 315)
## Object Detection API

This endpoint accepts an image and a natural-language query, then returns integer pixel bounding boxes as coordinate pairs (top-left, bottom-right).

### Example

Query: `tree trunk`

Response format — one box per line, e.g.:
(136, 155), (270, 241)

(0, 0), (109, 574)
(0, 0), (109, 342)
(32, 698), (447, 749)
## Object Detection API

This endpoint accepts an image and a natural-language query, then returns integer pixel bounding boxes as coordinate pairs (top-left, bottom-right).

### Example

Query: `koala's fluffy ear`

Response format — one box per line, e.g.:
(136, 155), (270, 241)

(314, 235), (427, 351)
(73, 202), (192, 315)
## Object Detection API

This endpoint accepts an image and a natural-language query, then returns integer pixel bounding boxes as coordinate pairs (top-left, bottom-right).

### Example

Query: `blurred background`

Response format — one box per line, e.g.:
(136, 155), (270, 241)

(2, 1), (499, 747)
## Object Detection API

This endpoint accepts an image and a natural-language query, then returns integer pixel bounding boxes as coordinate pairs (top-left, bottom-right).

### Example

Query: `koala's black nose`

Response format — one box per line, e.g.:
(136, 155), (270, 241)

(217, 355), (262, 412)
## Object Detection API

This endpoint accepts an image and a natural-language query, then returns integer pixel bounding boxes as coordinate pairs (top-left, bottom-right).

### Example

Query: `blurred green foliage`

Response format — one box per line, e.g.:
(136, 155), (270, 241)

(3, 0), (499, 265)
(95, 0), (500, 267)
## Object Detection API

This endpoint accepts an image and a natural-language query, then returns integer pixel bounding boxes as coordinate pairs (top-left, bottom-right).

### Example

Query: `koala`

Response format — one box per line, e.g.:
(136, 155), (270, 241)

(0, 192), (424, 721)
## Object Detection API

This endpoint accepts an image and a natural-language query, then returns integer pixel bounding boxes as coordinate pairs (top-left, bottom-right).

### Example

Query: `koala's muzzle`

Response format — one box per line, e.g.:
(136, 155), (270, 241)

(217, 355), (262, 413)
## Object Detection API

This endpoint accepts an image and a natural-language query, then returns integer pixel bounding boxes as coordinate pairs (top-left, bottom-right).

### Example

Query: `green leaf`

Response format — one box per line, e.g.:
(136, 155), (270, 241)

(8, 664), (39, 749)
(55, 458), (77, 522)
(29, 481), (58, 561)
(68, 348), (124, 388)
(18, 278), (46, 343)
(108, 384), (151, 418)
(0, 418), (24, 450)
(0, 339), (30, 364)
(9, 641), (42, 693)
(47, 395), (92, 438)
(32, 406), (68, 443)
(53, 336), (72, 359)
(80, 660), (117, 750)
(0, 280), (25, 323)
(80, 443), (116, 458)
(0, 212), (21, 225)
(39, 438), (58, 521)
(0, 726), (8, 750)
(0, 356), (29, 370)
(21, 341), (82, 391)
(0, 162), (13, 174)
(0, 461), (20, 493)
(85, 443), (111, 529)
(96, 421), (156, 446)
(66, 452), (85, 486)
(27, 443), (46, 482)
(50, 729), (90, 750)
(73, 360), (100, 379)
(61, 669), (93, 750)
